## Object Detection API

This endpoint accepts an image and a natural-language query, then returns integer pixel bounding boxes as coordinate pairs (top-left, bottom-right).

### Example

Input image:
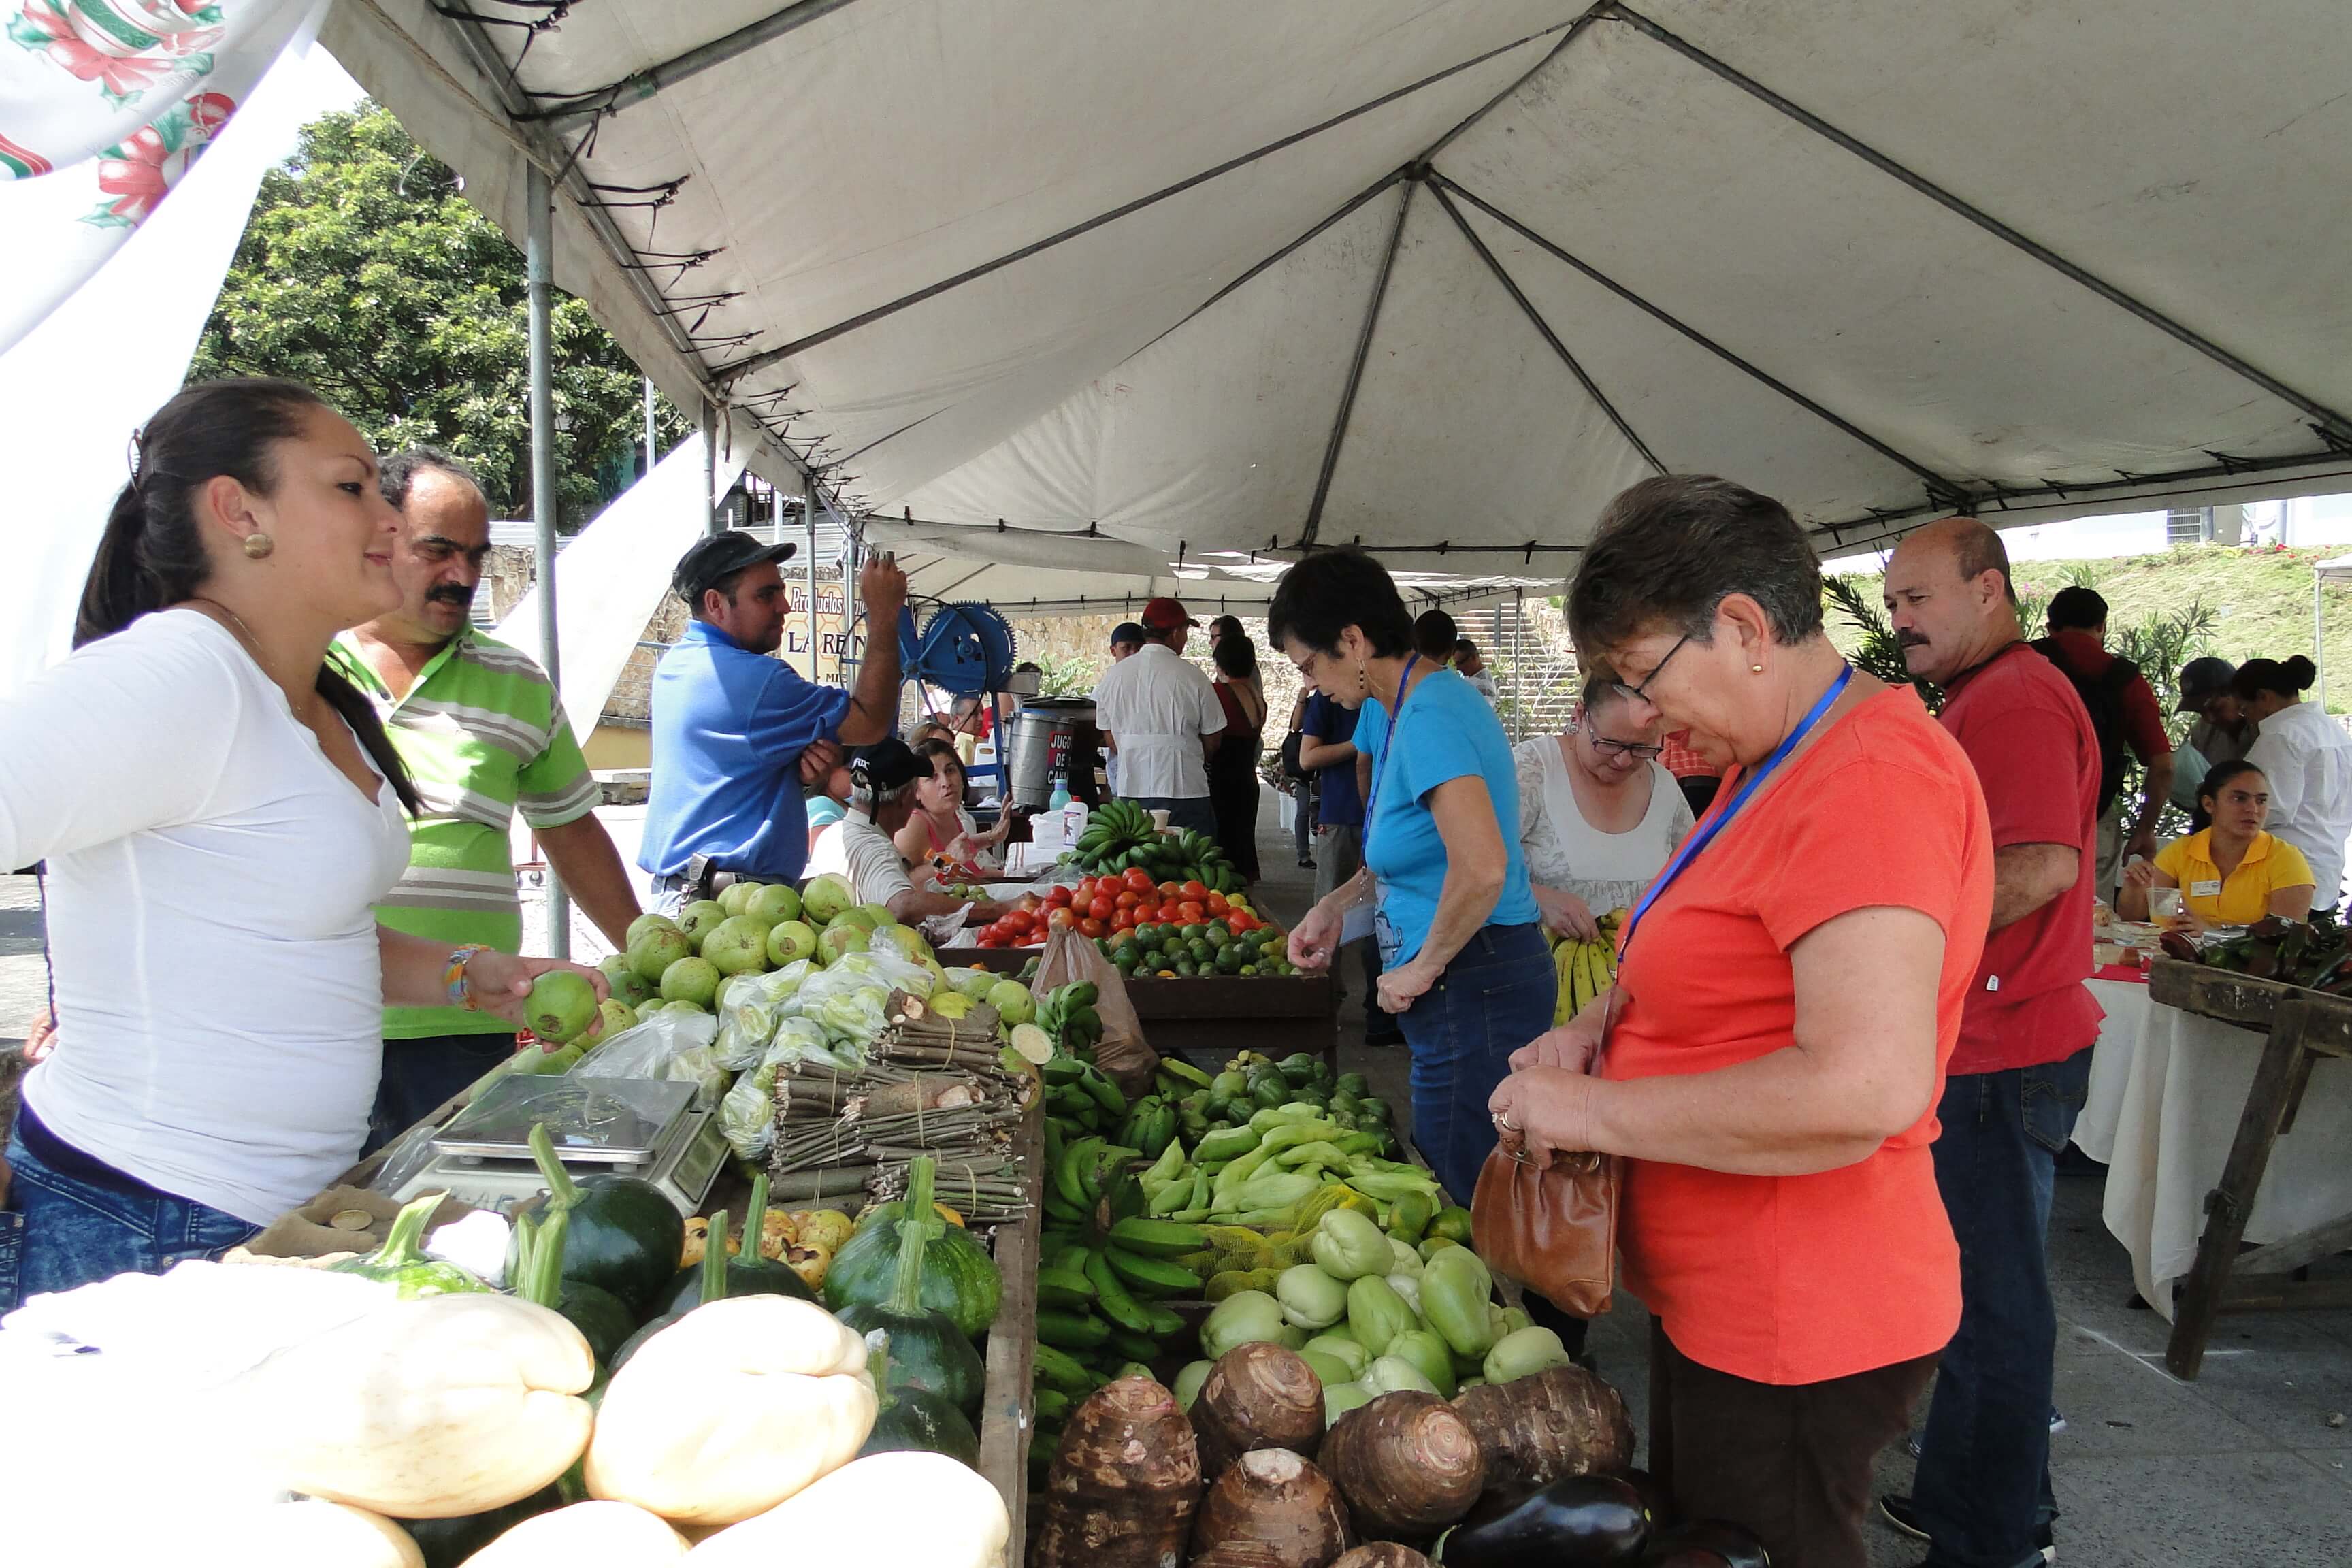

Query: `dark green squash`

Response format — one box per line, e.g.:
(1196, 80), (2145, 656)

(554, 1279), (636, 1367)
(506, 1124), (683, 1319)
(607, 1207), (732, 1377)
(822, 1160), (1003, 1337)
(651, 1173), (814, 1316)
(830, 1156), (988, 1416)
(398, 1484), (561, 1568)
(856, 1337), (979, 1467)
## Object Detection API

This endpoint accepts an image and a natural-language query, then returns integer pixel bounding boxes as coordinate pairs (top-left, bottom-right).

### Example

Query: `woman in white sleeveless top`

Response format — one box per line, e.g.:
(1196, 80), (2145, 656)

(1514, 670), (1693, 938)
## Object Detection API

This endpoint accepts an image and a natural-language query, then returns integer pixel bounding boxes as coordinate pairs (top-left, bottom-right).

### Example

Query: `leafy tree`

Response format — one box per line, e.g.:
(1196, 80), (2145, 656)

(191, 103), (688, 529)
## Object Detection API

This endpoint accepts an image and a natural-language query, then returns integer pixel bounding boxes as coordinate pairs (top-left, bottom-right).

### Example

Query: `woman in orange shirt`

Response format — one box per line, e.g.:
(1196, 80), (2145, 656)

(1490, 476), (1995, 1568)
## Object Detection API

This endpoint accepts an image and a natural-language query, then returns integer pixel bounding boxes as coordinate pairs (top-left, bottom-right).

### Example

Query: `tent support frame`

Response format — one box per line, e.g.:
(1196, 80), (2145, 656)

(1431, 173), (1964, 501)
(714, 18), (1578, 386)
(525, 161), (569, 960)
(1429, 180), (1663, 476)
(525, 0), (870, 130)
(1605, 3), (2352, 442)
(1301, 180), (1415, 546)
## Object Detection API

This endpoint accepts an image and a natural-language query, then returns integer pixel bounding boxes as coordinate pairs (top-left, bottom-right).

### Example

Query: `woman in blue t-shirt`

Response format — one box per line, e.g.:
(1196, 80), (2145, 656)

(1269, 549), (1552, 1211)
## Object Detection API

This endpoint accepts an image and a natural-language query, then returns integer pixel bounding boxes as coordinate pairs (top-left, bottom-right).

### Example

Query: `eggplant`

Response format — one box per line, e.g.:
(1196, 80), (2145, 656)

(1438, 1474), (1650, 1567)
(398, 1485), (560, 1568)
(1642, 1522), (1771, 1568)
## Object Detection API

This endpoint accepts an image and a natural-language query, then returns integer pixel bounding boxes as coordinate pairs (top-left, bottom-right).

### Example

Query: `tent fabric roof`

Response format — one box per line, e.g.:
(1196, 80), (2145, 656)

(326, 1), (2352, 591)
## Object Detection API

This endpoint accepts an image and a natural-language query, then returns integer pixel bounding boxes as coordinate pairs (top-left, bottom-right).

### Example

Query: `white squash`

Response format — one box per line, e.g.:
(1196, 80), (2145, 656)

(243, 1498), (425, 1567)
(586, 1295), (876, 1526)
(686, 1451), (1010, 1568)
(459, 1501), (689, 1567)
(231, 1294), (594, 1518)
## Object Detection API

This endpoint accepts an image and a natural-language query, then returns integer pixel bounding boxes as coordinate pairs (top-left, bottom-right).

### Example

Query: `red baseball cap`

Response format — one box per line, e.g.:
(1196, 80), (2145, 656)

(1141, 596), (1197, 631)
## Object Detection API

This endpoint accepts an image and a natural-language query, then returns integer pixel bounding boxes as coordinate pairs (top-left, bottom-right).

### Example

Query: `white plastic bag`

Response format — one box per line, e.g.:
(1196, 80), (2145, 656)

(665, 1043), (732, 1111)
(714, 964), (814, 1068)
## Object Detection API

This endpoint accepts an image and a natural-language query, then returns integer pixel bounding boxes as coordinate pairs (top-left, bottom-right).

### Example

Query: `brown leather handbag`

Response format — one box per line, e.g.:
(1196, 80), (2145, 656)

(1470, 1144), (1618, 1318)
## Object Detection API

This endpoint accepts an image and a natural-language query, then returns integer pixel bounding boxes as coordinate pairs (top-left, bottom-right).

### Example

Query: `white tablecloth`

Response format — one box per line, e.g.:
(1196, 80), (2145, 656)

(2075, 980), (2352, 1320)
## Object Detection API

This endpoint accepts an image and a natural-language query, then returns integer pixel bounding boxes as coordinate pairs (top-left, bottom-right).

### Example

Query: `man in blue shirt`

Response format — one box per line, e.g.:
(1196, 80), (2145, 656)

(1301, 689), (1398, 1045)
(640, 532), (907, 908)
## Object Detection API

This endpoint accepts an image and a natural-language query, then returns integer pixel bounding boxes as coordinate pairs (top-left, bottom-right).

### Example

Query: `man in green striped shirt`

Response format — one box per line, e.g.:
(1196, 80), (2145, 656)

(331, 448), (642, 1148)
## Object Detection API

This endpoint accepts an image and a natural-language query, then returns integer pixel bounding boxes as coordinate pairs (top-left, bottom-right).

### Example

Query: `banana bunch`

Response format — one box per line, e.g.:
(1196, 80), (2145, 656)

(1552, 909), (1626, 1025)
(1036, 981), (1102, 1058)
(1071, 798), (1161, 871)
(1071, 802), (1243, 892)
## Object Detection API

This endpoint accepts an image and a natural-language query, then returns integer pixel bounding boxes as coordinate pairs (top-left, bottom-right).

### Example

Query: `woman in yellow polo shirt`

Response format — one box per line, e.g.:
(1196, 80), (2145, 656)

(2121, 760), (2315, 925)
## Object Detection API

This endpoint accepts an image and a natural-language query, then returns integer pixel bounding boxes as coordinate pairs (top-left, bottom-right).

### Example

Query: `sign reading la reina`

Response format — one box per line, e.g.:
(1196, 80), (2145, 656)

(785, 578), (864, 676)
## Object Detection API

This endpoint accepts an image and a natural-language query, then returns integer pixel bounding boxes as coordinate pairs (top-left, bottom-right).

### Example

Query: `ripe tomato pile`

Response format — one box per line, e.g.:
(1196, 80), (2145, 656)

(970, 868), (1265, 949)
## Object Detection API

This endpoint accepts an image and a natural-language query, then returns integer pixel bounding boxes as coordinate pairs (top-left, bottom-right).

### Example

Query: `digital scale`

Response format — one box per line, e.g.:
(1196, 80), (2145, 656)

(392, 1075), (728, 1218)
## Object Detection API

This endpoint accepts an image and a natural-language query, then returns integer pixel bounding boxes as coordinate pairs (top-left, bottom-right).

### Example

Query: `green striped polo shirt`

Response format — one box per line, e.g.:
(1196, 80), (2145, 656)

(330, 626), (600, 1039)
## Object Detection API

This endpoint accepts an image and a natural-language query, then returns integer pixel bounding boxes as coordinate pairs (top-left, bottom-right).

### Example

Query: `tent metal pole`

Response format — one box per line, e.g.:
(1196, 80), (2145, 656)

(1302, 181), (1416, 546)
(1433, 174), (1959, 497)
(1606, 3), (2352, 442)
(525, 162), (570, 961)
(1512, 594), (1524, 745)
(1431, 182), (1663, 474)
(2316, 570), (2327, 715)
(701, 402), (721, 535)
(528, 0), (870, 131)
(715, 20), (1573, 385)
(804, 471), (821, 679)
(642, 376), (657, 476)
(842, 523), (862, 687)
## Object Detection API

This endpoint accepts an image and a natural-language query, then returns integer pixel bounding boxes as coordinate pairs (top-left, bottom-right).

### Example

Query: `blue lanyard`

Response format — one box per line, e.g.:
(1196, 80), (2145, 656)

(1618, 663), (1854, 959)
(1359, 653), (1420, 859)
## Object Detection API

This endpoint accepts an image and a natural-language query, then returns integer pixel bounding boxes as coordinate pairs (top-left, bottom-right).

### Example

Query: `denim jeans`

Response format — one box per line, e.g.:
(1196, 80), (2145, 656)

(1912, 1046), (2093, 1568)
(1, 1120), (257, 1310)
(1396, 922), (1554, 1208)
(367, 1032), (519, 1156)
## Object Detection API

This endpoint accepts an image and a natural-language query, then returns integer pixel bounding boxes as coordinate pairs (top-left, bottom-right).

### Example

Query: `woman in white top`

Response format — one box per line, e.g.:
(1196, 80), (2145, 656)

(0, 379), (604, 1305)
(1513, 670), (1695, 939)
(2236, 655), (2352, 911)
(896, 738), (1009, 875)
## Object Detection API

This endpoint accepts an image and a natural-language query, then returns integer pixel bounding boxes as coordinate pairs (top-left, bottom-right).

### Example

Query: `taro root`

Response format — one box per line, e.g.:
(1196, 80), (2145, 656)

(1318, 1392), (1484, 1544)
(1188, 1448), (1352, 1568)
(1449, 1364), (1635, 1497)
(1033, 1375), (1201, 1568)
(1194, 1342), (1326, 1476)
(1328, 1546), (1434, 1568)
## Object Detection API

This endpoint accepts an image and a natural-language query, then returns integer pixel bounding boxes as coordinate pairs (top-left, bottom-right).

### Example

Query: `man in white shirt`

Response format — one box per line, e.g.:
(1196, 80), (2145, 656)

(1091, 597), (1225, 836)
(806, 740), (1004, 926)
(1100, 621), (1144, 798)
(1454, 637), (1499, 704)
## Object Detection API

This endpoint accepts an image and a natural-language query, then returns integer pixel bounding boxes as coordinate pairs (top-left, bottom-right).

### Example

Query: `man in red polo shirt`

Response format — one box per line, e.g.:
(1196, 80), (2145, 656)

(1876, 516), (2100, 1568)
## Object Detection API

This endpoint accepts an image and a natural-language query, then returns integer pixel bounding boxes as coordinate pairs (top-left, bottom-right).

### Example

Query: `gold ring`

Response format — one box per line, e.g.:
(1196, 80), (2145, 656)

(1492, 1113), (1520, 1132)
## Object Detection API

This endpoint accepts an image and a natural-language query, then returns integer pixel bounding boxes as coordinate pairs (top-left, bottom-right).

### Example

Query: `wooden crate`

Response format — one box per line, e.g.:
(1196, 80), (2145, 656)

(2149, 958), (2308, 1029)
(974, 1091), (1046, 1563)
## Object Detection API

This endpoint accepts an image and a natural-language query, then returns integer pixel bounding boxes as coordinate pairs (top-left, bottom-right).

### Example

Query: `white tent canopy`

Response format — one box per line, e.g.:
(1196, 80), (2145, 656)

(325, 1), (2352, 594)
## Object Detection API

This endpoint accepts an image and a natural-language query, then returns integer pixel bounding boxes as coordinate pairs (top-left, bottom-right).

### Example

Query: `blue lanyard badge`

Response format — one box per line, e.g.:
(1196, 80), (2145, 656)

(1618, 664), (1853, 960)
(1353, 654), (1420, 960)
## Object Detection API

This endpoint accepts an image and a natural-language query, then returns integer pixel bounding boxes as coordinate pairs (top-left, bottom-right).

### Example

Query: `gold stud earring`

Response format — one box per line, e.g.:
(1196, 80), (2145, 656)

(242, 532), (275, 560)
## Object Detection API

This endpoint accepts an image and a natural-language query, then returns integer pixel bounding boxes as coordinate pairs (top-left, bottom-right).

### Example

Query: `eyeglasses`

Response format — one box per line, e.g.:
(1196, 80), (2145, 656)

(1588, 734), (1663, 761)
(1612, 633), (1690, 705)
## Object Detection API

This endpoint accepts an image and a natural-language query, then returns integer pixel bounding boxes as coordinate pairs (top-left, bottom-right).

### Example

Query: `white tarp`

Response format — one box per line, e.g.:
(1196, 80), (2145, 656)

(0, 0), (331, 689)
(325, 1), (2352, 591)
(495, 436), (743, 735)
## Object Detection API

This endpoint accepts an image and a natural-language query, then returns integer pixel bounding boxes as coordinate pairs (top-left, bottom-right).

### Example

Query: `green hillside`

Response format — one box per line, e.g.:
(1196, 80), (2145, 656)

(1829, 543), (2352, 712)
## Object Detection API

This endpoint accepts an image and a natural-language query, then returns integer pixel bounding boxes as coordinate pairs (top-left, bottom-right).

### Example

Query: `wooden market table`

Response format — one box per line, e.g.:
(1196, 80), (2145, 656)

(2144, 959), (2352, 1378)
(937, 949), (1339, 1074)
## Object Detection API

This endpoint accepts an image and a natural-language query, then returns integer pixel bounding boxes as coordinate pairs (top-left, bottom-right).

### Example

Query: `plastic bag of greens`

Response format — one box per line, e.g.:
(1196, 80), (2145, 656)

(796, 967), (893, 1051)
(664, 1043), (732, 1111)
(713, 966), (814, 1068)
(572, 1008), (717, 1081)
(828, 947), (934, 999)
(720, 1059), (783, 1159)
(768, 1015), (862, 1073)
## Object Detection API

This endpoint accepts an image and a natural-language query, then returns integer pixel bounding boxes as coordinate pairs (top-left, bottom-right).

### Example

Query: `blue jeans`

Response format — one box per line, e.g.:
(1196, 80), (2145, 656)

(1912, 1047), (2093, 1568)
(1, 1117), (257, 1310)
(1396, 922), (1554, 1207)
(367, 1031), (519, 1155)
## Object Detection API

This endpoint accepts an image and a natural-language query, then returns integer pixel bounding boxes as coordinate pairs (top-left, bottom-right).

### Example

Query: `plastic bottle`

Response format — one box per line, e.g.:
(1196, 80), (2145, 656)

(1062, 792), (1087, 849)
(1049, 776), (1072, 813)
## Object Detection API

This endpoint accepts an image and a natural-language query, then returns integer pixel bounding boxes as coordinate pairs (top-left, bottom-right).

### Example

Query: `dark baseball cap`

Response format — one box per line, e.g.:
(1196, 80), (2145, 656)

(1141, 596), (1197, 631)
(1109, 621), (1145, 648)
(2176, 656), (2237, 710)
(851, 738), (926, 797)
(672, 529), (796, 605)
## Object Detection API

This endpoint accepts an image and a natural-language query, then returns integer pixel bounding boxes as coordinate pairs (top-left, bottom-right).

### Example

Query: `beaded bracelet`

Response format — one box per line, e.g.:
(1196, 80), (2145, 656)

(444, 945), (488, 1011)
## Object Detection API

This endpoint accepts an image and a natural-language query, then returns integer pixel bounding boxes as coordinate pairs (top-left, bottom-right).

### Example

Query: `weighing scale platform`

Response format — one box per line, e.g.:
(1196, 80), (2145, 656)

(392, 1074), (727, 1217)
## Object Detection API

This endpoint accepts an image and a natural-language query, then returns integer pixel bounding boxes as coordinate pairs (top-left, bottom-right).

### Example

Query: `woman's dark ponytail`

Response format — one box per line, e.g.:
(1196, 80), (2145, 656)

(2283, 655), (2317, 693)
(76, 377), (421, 813)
